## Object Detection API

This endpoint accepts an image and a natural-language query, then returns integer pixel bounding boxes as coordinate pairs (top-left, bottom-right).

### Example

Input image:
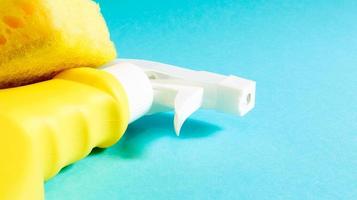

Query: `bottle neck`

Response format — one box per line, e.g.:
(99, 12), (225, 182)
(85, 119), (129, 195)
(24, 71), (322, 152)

(102, 62), (154, 123)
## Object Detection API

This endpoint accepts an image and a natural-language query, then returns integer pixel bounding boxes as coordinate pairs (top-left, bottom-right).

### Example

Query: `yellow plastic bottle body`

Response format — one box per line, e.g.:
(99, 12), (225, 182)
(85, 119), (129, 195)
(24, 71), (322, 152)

(0, 68), (129, 200)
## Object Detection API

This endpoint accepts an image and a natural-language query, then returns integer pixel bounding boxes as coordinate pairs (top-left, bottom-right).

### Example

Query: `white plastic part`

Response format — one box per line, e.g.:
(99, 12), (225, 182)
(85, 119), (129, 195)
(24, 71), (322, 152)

(104, 59), (256, 136)
(102, 62), (154, 123)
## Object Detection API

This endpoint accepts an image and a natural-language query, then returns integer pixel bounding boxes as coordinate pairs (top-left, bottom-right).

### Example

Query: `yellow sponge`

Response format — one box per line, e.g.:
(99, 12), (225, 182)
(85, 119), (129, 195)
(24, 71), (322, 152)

(0, 0), (117, 88)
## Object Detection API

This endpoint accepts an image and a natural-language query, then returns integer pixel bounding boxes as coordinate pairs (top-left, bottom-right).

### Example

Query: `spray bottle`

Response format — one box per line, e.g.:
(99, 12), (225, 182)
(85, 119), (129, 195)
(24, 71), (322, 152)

(0, 59), (256, 200)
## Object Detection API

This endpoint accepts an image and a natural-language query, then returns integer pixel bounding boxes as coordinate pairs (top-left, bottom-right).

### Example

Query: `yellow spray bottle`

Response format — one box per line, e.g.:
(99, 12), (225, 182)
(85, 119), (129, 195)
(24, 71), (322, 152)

(0, 59), (256, 200)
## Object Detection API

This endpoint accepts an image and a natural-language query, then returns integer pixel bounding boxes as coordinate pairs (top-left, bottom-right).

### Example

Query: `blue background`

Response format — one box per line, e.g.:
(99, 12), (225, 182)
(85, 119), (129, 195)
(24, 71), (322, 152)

(45, 0), (357, 199)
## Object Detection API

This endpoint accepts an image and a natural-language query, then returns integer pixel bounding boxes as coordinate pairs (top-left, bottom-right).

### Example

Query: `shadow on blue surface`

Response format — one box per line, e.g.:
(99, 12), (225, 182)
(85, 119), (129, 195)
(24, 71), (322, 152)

(89, 113), (222, 159)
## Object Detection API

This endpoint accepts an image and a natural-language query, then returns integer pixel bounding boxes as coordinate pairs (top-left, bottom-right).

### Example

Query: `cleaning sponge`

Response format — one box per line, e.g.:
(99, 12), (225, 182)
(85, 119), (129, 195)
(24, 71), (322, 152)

(0, 0), (117, 88)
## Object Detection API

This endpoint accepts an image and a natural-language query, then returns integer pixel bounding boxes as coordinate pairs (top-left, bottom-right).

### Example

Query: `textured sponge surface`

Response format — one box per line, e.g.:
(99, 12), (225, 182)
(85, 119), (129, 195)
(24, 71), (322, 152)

(0, 0), (117, 88)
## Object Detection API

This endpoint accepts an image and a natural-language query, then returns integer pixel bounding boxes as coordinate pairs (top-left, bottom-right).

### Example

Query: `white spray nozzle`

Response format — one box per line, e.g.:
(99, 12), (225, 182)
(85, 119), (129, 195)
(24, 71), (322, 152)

(102, 59), (256, 136)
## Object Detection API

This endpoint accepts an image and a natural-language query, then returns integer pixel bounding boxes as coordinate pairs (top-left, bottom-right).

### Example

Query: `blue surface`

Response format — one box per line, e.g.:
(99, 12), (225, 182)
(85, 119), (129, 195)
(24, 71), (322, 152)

(45, 1), (357, 199)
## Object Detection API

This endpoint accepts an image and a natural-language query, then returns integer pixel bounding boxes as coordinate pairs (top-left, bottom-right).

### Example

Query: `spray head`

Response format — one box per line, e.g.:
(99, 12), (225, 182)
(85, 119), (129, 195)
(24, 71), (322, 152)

(102, 59), (256, 136)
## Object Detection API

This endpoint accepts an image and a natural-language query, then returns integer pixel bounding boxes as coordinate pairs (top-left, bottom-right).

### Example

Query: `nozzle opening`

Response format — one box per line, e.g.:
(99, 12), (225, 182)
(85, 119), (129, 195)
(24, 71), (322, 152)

(246, 93), (252, 105)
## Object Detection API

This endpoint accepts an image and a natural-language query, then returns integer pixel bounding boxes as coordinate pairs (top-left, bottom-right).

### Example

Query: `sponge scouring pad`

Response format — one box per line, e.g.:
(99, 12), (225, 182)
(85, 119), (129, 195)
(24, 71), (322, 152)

(0, 0), (117, 88)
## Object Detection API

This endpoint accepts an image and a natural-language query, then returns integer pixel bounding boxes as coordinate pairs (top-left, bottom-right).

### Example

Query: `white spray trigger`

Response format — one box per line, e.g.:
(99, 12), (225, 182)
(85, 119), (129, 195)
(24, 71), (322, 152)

(115, 59), (256, 136)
